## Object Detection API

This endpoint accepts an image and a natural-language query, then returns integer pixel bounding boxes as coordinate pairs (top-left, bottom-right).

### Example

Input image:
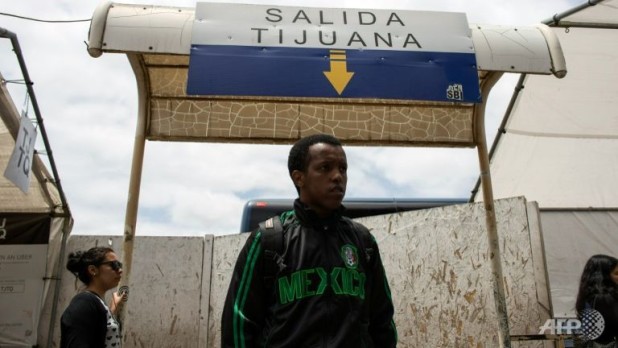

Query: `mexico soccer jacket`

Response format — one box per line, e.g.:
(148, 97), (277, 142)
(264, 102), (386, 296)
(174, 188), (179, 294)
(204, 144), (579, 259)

(221, 199), (398, 347)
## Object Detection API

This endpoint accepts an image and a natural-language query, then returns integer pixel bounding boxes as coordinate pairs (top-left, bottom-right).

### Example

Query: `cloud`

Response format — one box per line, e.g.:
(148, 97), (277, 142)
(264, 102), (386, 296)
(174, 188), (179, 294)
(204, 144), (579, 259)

(1, 0), (580, 236)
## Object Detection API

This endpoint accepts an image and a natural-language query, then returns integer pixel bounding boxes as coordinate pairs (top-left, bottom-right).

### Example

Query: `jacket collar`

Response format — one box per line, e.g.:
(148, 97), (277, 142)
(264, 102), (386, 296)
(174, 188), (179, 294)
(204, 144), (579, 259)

(294, 199), (344, 229)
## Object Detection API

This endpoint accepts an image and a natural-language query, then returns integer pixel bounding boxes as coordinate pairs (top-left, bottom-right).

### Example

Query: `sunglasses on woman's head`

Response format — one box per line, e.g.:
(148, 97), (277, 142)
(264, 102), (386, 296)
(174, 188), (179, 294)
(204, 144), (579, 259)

(99, 260), (123, 271)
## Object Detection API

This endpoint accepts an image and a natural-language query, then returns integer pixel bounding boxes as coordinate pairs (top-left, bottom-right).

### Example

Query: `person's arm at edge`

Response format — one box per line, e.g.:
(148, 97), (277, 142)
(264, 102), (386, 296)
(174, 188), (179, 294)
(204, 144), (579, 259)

(221, 230), (266, 348)
(367, 234), (398, 347)
(593, 293), (618, 342)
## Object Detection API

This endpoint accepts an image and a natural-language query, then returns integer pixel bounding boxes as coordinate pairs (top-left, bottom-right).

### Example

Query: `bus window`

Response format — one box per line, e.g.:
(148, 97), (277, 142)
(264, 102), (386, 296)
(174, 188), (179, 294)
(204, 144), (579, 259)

(239, 198), (467, 233)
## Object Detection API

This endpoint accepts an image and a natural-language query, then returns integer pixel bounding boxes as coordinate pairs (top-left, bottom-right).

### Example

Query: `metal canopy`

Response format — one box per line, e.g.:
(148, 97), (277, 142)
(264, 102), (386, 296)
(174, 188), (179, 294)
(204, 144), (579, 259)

(87, 1), (565, 148)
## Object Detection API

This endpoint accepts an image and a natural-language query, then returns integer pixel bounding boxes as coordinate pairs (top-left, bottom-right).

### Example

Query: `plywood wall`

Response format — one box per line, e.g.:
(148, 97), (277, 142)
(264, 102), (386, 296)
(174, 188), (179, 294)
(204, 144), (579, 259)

(42, 197), (551, 347)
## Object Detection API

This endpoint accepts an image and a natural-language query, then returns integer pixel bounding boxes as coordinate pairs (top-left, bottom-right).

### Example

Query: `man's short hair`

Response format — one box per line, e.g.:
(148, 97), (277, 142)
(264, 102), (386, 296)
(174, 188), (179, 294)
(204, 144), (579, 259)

(288, 134), (343, 176)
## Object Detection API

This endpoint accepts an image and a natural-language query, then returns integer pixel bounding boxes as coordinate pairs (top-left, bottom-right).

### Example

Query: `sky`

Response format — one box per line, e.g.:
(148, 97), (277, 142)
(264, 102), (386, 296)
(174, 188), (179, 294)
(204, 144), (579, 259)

(0, 0), (579, 236)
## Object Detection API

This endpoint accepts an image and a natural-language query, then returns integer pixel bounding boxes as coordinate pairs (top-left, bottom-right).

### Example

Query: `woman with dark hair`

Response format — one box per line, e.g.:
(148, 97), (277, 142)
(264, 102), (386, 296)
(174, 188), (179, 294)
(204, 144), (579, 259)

(61, 246), (126, 348)
(575, 254), (618, 347)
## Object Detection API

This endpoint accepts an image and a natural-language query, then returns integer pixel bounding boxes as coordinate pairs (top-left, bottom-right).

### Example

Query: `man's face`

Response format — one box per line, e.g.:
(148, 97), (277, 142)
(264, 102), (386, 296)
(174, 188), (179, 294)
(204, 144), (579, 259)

(293, 142), (347, 218)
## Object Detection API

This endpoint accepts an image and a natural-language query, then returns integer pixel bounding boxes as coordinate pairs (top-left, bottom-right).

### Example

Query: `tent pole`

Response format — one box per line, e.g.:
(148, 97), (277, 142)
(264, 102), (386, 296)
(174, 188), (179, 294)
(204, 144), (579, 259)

(475, 71), (512, 347)
(116, 54), (149, 327)
(45, 217), (72, 348)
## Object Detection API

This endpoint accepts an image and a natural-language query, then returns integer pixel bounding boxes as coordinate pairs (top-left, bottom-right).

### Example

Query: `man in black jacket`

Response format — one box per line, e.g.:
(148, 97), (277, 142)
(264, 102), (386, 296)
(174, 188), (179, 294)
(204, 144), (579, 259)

(221, 133), (398, 347)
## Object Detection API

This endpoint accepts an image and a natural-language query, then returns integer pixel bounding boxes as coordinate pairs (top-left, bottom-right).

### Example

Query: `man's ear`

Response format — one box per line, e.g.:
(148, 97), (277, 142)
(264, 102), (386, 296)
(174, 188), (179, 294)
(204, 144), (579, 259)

(291, 170), (304, 190)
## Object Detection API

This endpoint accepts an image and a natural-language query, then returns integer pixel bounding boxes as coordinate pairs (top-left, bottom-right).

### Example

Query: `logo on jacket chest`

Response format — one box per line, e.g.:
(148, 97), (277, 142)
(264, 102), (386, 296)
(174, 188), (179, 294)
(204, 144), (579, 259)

(340, 244), (359, 269)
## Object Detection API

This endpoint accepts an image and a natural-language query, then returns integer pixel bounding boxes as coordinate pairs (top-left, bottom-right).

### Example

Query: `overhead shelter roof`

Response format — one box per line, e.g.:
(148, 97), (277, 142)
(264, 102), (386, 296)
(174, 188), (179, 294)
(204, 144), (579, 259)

(474, 0), (618, 208)
(87, 1), (566, 148)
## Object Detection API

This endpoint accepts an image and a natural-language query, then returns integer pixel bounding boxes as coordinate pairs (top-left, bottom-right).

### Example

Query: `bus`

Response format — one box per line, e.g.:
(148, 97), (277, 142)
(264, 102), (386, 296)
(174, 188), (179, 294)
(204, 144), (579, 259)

(240, 198), (468, 232)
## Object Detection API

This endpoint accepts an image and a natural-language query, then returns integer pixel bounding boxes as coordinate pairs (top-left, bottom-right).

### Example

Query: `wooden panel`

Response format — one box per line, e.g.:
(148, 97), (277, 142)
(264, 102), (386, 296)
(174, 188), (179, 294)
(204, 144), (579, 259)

(358, 197), (547, 347)
(44, 197), (551, 347)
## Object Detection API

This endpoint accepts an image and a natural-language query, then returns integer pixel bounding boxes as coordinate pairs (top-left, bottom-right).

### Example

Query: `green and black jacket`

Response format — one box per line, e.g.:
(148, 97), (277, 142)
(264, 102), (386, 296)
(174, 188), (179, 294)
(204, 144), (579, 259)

(221, 199), (398, 348)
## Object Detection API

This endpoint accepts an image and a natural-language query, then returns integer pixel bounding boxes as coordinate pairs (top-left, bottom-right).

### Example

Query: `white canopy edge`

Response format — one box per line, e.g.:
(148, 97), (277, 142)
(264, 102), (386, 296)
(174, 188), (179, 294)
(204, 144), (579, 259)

(476, 26), (618, 208)
(87, 1), (566, 78)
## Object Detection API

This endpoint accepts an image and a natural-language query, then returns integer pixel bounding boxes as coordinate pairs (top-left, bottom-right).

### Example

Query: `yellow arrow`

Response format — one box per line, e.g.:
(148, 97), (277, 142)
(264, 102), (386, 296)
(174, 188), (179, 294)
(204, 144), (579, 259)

(323, 50), (354, 95)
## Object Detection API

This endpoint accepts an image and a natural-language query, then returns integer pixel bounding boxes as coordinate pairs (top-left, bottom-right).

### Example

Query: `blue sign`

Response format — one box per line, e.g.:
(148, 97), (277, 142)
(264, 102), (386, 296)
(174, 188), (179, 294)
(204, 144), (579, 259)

(187, 3), (481, 103)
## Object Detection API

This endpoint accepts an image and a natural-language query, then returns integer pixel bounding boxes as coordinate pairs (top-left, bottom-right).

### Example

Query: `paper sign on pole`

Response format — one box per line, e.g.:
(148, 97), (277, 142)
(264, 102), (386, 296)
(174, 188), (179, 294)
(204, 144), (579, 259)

(0, 213), (50, 347)
(4, 113), (37, 194)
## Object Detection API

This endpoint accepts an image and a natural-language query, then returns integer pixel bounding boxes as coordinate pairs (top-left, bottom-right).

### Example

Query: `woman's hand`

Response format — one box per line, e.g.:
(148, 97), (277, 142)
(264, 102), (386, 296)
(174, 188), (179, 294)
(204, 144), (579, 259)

(110, 286), (129, 315)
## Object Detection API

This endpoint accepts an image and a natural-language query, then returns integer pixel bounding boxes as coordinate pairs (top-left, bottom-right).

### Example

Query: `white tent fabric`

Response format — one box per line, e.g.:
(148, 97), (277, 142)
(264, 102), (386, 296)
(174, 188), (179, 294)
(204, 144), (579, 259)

(541, 211), (618, 317)
(558, 0), (618, 26)
(485, 27), (618, 208)
(476, 0), (618, 318)
(0, 73), (72, 347)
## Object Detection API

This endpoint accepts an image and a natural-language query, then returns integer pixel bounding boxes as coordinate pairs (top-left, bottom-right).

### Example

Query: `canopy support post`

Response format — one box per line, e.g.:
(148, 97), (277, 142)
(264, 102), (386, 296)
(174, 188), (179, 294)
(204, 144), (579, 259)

(117, 54), (149, 327)
(475, 71), (512, 348)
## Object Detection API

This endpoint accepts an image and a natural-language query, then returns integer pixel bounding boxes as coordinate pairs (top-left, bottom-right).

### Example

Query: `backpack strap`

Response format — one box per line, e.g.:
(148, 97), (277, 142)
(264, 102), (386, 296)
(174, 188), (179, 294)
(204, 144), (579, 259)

(347, 219), (375, 266)
(359, 225), (375, 266)
(259, 216), (285, 290)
